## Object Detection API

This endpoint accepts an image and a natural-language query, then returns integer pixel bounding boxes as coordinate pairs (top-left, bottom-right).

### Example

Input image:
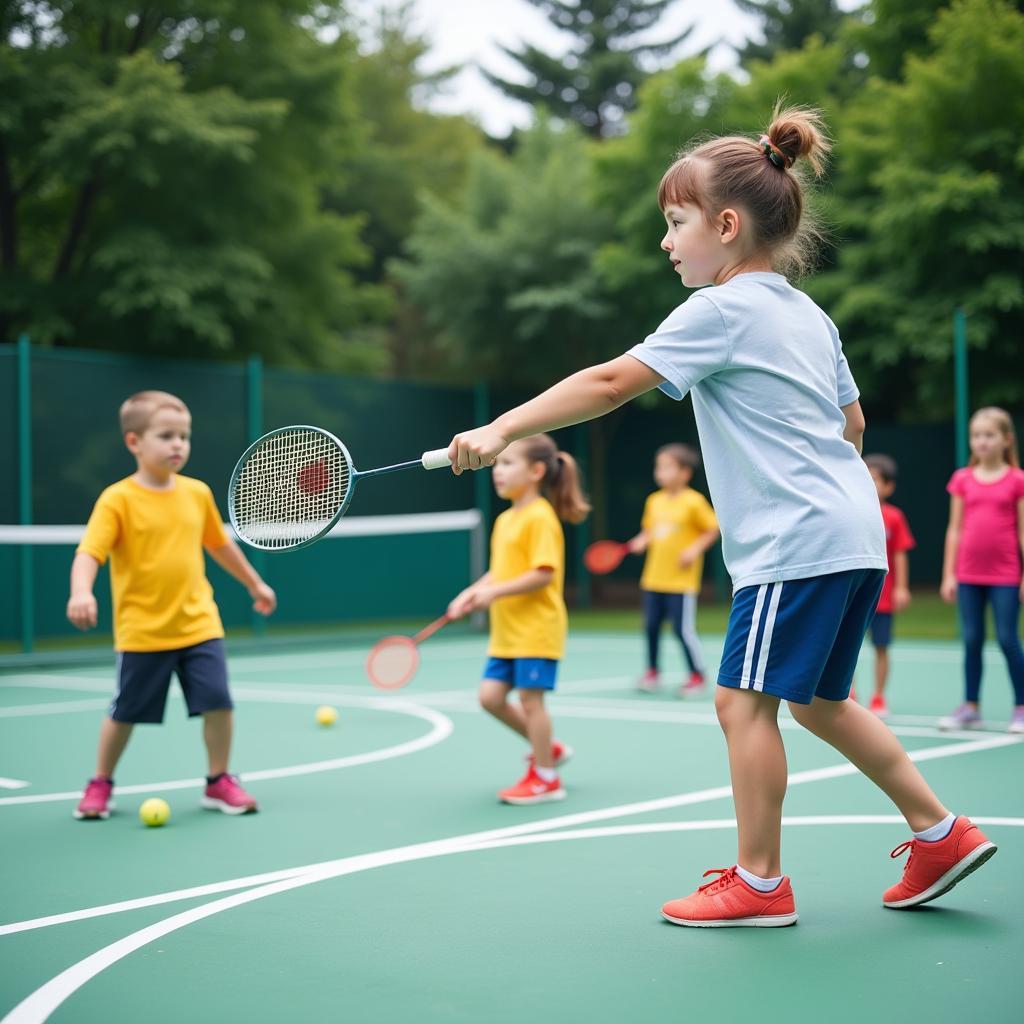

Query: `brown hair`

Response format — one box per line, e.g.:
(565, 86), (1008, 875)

(969, 407), (1020, 468)
(657, 102), (832, 276)
(864, 453), (898, 483)
(518, 434), (591, 525)
(119, 391), (189, 436)
(657, 442), (700, 470)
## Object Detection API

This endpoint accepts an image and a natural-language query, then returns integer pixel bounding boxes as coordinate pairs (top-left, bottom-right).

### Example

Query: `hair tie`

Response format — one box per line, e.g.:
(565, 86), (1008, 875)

(758, 134), (790, 169)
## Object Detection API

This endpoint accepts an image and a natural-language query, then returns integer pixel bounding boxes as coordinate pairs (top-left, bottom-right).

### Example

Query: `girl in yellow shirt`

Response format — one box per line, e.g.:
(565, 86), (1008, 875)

(628, 444), (719, 697)
(448, 434), (589, 804)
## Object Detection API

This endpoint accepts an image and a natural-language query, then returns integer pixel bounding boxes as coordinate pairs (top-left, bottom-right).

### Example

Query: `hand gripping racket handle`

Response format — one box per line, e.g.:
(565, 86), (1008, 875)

(421, 448), (452, 471)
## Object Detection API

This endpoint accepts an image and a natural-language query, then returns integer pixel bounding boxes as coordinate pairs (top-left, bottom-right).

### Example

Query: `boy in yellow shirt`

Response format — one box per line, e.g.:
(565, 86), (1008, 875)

(67, 391), (276, 820)
(628, 443), (719, 697)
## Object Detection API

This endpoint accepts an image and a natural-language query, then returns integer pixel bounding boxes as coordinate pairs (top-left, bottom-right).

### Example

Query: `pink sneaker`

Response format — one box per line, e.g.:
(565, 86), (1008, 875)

(677, 672), (706, 698)
(637, 669), (660, 693)
(526, 739), (575, 768)
(73, 777), (114, 820)
(202, 774), (258, 815)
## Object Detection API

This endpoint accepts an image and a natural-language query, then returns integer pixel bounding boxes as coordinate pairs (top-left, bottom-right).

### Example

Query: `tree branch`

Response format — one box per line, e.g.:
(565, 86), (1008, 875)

(0, 137), (17, 272)
(52, 175), (100, 281)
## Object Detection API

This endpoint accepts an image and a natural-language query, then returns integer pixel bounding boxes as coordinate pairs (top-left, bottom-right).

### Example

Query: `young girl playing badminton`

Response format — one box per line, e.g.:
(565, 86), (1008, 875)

(447, 434), (589, 805)
(939, 407), (1024, 733)
(446, 105), (996, 924)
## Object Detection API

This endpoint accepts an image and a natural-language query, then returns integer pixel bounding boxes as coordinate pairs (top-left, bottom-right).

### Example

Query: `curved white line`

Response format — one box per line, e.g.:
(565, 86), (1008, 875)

(5, 812), (1022, 1024)
(0, 697), (452, 807)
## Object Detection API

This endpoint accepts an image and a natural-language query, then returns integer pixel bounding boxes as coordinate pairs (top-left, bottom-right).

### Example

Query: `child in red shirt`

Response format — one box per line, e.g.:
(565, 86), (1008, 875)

(862, 455), (915, 719)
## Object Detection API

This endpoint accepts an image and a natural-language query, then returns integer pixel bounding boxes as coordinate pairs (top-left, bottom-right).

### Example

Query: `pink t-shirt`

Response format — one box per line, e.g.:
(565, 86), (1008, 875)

(947, 467), (1024, 585)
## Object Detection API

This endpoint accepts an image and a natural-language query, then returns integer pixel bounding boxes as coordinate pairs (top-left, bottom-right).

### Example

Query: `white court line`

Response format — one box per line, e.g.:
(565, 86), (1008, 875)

(0, 697), (452, 807)
(0, 699), (110, 718)
(0, 778), (29, 790)
(4, 733), (1019, 1024)
(3, 731), (1017, 941)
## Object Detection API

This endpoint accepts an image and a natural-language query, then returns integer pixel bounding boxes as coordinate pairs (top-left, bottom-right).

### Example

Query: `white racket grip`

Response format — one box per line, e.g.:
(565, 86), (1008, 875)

(421, 448), (452, 471)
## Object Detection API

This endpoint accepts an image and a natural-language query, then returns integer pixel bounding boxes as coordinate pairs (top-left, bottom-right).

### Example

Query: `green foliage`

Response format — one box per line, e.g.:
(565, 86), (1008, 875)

(483, 0), (692, 138)
(734, 0), (853, 65)
(393, 118), (618, 385)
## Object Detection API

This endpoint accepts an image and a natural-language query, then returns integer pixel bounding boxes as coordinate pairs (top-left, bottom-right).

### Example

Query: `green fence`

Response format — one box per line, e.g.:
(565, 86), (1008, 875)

(0, 341), (973, 657)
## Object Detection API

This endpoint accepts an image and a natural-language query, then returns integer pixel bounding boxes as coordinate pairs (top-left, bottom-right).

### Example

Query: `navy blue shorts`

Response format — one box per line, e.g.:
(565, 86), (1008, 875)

(870, 612), (893, 648)
(110, 638), (233, 724)
(718, 569), (885, 705)
(483, 656), (558, 691)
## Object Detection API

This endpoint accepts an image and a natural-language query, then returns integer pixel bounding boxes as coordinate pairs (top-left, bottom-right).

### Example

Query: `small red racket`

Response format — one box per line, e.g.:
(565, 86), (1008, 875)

(583, 540), (632, 575)
(366, 615), (451, 690)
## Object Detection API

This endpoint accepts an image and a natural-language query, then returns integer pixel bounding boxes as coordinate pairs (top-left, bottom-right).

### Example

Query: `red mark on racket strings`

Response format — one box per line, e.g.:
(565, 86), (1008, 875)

(297, 459), (330, 495)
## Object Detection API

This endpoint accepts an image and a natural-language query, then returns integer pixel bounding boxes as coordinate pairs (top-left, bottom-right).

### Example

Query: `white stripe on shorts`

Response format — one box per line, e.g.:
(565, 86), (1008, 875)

(740, 584), (768, 688)
(752, 582), (783, 692)
(109, 652), (124, 717)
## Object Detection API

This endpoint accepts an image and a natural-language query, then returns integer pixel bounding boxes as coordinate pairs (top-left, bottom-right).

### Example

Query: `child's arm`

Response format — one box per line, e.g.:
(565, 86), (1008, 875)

(448, 355), (664, 471)
(67, 553), (101, 630)
(841, 400), (866, 453)
(892, 550), (911, 611)
(940, 494), (964, 603)
(206, 539), (277, 615)
(447, 571), (494, 620)
(469, 569), (554, 610)
(679, 527), (720, 568)
(627, 530), (650, 554)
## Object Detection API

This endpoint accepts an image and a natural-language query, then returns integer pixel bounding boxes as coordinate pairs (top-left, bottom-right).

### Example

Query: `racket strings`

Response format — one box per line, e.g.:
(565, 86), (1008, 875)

(233, 429), (351, 549)
(366, 638), (418, 689)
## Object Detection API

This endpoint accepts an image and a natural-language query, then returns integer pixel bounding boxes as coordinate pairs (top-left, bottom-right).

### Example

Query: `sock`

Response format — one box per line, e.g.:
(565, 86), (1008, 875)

(736, 864), (783, 892)
(206, 772), (227, 786)
(534, 765), (557, 783)
(914, 812), (956, 843)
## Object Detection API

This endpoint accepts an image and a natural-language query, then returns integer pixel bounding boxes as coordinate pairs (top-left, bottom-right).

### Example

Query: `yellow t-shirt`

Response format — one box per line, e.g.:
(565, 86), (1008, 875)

(488, 498), (567, 660)
(77, 475), (229, 652)
(640, 488), (718, 594)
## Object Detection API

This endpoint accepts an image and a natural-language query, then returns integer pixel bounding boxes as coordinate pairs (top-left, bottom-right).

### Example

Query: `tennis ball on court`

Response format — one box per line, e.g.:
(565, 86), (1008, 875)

(139, 798), (171, 828)
(316, 705), (338, 727)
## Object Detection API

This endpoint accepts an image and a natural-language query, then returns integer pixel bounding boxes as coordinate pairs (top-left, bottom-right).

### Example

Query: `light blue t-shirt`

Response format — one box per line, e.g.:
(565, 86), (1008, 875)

(627, 272), (886, 593)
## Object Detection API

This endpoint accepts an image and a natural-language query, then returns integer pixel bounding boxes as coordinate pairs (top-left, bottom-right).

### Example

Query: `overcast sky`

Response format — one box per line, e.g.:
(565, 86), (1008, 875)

(350, 0), (763, 134)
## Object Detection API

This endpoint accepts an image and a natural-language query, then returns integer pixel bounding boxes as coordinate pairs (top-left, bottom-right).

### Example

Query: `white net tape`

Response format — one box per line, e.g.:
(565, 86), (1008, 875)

(232, 428), (351, 549)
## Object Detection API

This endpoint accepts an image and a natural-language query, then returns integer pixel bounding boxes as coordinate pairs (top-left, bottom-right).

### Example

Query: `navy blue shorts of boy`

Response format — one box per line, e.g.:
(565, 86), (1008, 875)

(483, 656), (558, 691)
(870, 611), (893, 648)
(718, 569), (885, 705)
(109, 638), (233, 724)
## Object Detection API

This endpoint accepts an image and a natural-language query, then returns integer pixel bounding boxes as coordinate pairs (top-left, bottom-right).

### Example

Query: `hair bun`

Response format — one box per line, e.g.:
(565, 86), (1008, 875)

(765, 104), (831, 177)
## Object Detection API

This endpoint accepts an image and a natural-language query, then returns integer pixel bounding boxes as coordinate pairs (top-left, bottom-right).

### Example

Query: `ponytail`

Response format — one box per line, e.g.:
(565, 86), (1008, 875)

(519, 434), (591, 524)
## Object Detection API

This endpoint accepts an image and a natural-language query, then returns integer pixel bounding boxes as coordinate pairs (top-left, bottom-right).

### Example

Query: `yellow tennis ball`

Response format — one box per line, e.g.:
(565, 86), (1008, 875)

(316, 705), (338, 727)
(139, 798), (170, 827)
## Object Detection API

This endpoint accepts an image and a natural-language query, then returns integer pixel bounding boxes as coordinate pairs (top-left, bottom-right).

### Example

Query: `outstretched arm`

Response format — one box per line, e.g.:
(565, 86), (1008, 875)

(448, 355), (665, 473)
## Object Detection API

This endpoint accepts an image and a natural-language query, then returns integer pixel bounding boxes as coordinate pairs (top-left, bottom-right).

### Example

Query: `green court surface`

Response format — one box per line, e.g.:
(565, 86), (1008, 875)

(2, 630), (1022, 1023)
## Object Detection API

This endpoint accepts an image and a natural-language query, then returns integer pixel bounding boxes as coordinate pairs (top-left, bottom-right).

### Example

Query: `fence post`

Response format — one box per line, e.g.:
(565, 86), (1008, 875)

(17, 334), (34, 653)
(472, 381), (492, 530)
(953, 308), (969, 467)
(246, 355), (266, 638)
(574, 424), (592, 609)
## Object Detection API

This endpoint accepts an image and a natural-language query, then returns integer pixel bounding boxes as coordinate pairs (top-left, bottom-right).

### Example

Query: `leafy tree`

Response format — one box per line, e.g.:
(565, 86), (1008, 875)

(734, 0), (854, 65)
(0, 1), (390, 369)
(483, 0), (692, 138)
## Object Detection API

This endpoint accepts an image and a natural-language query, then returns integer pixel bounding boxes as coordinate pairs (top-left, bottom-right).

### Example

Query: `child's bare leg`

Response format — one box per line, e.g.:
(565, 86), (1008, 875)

(479, 680), (527, 739)
(96, 718), (134, 777)
(715, 687), (786, 877)
(789, 697), (948, 831)
(203, 709), (233, 777)
(518, 689), (554, 769)
(874, 646), (889, 697)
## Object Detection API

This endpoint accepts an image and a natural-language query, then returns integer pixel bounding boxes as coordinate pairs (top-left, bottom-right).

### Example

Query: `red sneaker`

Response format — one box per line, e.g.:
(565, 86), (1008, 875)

(883, 817), (997, 908)
(869, 693), (889, 719)
(662, 867), (798, 928)
(526, 739), (575, 768)
(499, 765), (565, 805)
(677, 672), (706, 698)
(201, 774), (258, 815)
(636, 669), (660, 693)
(73, 777), (114, 820)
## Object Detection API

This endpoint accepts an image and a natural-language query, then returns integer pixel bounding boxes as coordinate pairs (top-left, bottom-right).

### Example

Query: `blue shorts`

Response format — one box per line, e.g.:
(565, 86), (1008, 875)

(483, 656), (558, 691)
(110, 638), (233, 724)
(718, 569), (885, 705)
(870, 612), (893, 648)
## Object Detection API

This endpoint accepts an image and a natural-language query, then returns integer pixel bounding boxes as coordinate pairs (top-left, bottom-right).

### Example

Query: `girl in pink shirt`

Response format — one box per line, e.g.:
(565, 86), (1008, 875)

(939, 407), (1024, 732)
